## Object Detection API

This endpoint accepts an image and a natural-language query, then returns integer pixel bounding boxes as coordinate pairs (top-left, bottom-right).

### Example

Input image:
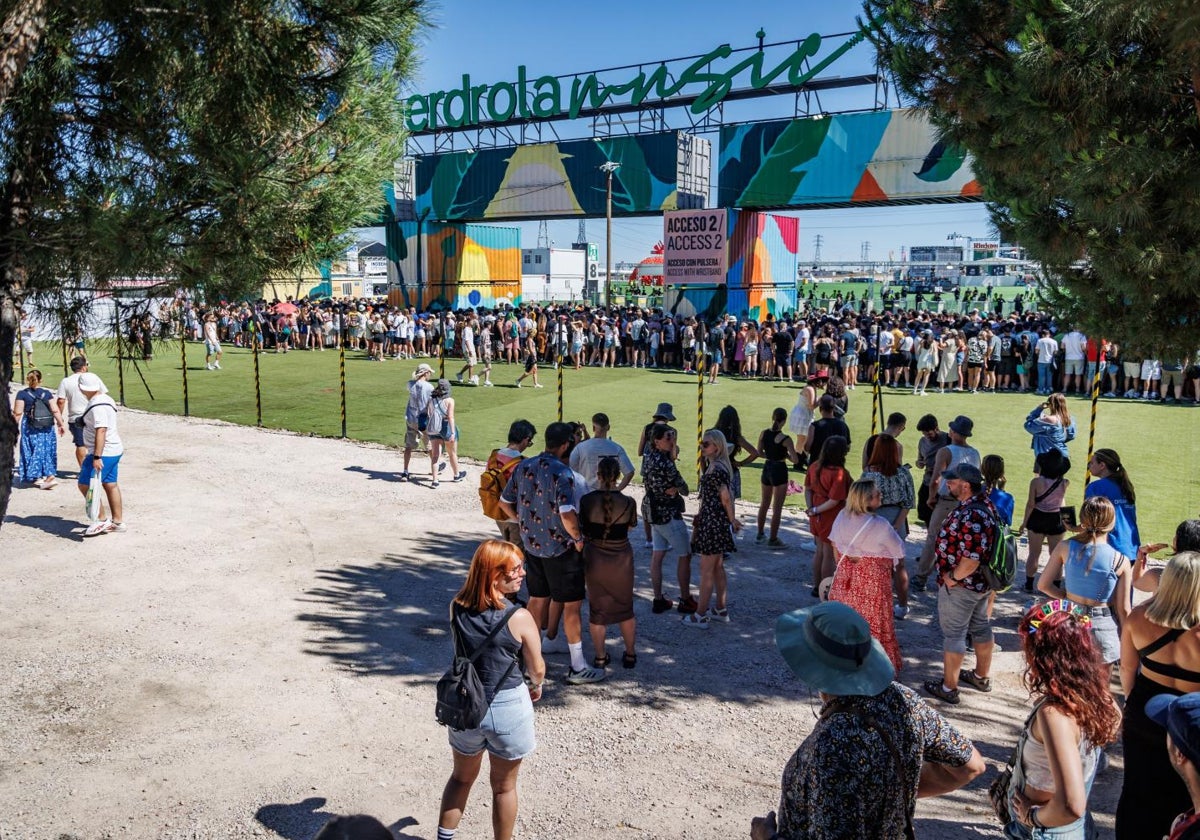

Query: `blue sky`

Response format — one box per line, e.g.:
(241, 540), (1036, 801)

(369, 0), (993, 265)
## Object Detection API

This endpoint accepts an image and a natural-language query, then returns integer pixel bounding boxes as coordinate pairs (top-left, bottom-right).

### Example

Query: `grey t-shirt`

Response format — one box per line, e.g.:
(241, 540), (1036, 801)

(405, 378), (433, 424)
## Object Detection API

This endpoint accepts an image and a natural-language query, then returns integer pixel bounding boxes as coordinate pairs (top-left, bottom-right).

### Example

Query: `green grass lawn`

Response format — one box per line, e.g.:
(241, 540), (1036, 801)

(14, 339), (1197, 540)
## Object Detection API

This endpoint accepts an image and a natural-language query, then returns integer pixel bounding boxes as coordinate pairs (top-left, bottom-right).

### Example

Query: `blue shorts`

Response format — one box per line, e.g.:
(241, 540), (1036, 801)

(709, 351), (724, 365)
(78, 453), (122, 485)
(447, 685), (536, 760)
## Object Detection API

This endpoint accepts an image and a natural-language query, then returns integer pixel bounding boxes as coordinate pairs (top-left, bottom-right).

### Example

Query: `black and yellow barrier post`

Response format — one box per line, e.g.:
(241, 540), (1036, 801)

(180, 333), (190, 417)
(870, 329), (883, 437)
(1084, 360), (1104, 488)
(250, 320), (262, 427)
(338, 317), (348, 439)
(557, 347), (564, 422)
(696, 346), (706, 485)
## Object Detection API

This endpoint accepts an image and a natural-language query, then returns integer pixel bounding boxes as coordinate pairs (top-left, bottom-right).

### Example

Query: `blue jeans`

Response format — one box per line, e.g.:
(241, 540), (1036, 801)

(1037, 362), (1053, 394)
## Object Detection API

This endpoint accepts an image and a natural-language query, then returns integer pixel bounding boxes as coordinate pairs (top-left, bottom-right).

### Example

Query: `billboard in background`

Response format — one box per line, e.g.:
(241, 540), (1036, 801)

(663, 209), (727, 284)
(718, 108), (982, 210)
(910, 245), (963, 263)
(397, 131), (710, 222)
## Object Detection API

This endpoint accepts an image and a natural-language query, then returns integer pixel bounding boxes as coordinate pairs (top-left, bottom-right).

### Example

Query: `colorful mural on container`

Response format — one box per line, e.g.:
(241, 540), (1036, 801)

(404, 131), (707, 222)
(719, 108), (982, 209)
(383, 216), (522, 310)
(663, 285), (799, 324)
(726, 210), (799, 287)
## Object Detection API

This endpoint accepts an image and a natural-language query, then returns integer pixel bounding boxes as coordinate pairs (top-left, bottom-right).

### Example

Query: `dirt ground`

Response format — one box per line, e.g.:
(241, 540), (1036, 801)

(0, 409), (1123, 839)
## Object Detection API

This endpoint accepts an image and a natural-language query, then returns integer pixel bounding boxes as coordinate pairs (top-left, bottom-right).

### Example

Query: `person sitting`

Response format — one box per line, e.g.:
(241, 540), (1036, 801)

(750, 602), (984, 839)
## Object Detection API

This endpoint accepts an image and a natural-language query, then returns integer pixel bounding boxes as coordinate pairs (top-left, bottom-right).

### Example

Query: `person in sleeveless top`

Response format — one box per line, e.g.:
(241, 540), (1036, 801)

(828, 479), (907, 671)
(755, 407), (800, 548)
(1006, 601), (1122, 838)
(580, 457), (638, 669)
(438, 540), (545, 840)
(914, 415), (979, 589)
(1118, 552), (1200, 839)
(682, 429), (742, 627)
(1037, 497), (1132, 666)
(1018, 449), (1071, 590)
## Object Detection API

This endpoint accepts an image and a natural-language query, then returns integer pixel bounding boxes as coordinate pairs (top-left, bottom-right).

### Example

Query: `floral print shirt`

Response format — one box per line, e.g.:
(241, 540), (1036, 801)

(933, 491), (999, 593)
(500, 452), (577, 558)
(776, 683), (975, 839)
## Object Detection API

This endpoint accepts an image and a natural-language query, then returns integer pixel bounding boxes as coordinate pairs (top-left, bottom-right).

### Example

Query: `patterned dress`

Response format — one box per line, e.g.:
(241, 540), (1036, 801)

(690, 465), (735, 556)
(828, 512), (907, 672)
(16, 386), (58, 483)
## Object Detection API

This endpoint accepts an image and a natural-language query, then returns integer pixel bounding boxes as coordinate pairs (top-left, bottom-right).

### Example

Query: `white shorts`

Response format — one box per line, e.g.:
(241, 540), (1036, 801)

(1141, 360), (1162, 381)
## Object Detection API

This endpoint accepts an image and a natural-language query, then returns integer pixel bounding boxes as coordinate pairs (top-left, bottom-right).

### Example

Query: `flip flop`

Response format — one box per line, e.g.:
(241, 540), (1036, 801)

(622, 651), (637, 669)
(592, 653), (611, 669)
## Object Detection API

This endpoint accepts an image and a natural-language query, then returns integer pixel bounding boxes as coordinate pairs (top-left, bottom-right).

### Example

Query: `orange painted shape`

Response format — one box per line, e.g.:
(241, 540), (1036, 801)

(852, 169), (888, 202)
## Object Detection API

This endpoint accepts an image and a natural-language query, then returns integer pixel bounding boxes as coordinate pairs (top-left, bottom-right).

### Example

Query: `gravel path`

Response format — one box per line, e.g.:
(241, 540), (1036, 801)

(0, 409), (1122, 838)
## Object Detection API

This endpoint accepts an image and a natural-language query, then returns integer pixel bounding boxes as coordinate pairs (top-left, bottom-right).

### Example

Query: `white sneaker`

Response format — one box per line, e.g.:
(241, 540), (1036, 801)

(470, 375), (479, 385)
(681, 612), (710, 629)
(206, 363), (214, 370)
(213, 362), (221, 369)
(894, 604), (909, 619)
(483, 380), (494, 387)
(565, 665), (606, 685)
(533, 383), (544, 388)
(515, 381), (522, 388)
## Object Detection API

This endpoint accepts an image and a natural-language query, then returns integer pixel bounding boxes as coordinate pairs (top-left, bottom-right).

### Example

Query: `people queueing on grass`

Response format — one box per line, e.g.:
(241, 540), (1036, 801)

(1085, 448), (1142, 562)
(1024, 392), (1075, 468)
(913, 415), (979, 592)
(750, 602), (983, 840)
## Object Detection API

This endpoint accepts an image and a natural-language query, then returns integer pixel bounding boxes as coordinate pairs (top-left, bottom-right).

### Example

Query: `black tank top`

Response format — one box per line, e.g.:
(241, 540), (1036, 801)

(760, 428), (789, 462)
(451, 604), (523, 702)
(1138, 627), (1200, 682)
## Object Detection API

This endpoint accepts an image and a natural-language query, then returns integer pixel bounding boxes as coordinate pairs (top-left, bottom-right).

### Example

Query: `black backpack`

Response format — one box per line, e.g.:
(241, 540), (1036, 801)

(435, 604), (520, 731)
(28, 392), (54, 430)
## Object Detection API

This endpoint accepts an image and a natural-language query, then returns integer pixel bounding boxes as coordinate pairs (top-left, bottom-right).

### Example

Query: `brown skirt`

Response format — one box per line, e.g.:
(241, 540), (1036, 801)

(584, 538), (635, 625)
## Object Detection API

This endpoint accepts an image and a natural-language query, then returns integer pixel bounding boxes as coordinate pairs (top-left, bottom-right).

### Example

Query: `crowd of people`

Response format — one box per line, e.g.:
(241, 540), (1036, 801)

(392, 347), (1200, 839)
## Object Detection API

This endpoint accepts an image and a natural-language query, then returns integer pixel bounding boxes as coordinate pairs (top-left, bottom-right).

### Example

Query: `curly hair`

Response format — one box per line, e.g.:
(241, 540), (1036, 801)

(1018, 605), (1121, 746)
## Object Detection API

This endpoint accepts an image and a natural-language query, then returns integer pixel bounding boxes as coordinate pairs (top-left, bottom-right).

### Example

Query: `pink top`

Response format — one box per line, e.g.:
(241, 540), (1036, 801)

(830, 511), (907, 568)
(1032, 476), (1068, 512)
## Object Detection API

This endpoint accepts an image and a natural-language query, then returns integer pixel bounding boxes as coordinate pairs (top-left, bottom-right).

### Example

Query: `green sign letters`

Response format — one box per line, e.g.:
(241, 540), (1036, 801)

(405, 32), (863, 133)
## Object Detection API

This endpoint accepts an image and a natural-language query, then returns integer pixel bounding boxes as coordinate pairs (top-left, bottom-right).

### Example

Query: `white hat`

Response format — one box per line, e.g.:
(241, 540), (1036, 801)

(413, 363), (434, 378)
(78, 372), (103, 392)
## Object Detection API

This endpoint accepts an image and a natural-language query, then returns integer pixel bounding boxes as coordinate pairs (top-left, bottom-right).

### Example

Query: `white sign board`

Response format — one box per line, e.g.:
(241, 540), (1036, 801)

(663, 209), (727, 285)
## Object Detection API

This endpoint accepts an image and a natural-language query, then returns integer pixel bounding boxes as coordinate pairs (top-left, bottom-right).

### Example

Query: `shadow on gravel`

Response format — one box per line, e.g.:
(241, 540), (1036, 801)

(3, 513), (85, 541)
(255, 797), (423, 840)
(344, 465), (407, 484)
(296, 532), (479, 678)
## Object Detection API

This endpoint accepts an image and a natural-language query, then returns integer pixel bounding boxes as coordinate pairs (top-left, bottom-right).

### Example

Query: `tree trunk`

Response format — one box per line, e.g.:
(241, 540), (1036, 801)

(0, 291), (19, 527)
(0, 0), (48, 110)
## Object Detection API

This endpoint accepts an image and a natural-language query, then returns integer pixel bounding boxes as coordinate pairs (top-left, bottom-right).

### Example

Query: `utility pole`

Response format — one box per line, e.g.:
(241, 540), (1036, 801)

(575, 219), (587, 247)
(600, 161), (620, 308)
(861, 241), (871, 273)
(813, 234), (823, 266)
(537, 220), (549, 249)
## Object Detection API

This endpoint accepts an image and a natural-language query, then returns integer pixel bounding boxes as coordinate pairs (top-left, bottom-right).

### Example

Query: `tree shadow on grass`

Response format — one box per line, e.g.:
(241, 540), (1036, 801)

(3, 513), (86, 542)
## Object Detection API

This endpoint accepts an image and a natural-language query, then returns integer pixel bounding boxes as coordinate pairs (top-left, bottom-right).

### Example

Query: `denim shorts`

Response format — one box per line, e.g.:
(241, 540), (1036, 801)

(447, 686), (536, 760)
(936, 583), (993, 654)
(652, 518), (691, 556)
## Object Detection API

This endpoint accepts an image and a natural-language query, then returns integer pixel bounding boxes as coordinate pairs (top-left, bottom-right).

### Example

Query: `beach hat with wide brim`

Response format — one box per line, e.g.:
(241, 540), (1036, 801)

(775, 602), (894, 697)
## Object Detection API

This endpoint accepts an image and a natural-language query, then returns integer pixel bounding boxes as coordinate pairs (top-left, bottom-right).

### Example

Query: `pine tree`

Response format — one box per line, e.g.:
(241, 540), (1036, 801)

(0, 0), (424, 526)
(862, 0), (1200, 357)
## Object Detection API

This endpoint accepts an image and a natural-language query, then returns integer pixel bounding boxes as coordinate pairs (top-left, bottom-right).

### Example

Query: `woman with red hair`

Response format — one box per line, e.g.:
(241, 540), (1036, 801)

(1005, 600), (1122, 838)
(438, 540), (546, 840)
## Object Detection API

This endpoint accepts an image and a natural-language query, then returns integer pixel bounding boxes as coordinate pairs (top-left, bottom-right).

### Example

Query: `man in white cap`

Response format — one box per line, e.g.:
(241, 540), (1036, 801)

(76, 372), (125, 535)
(751, 602), (983, 839)
(402, 363), (435, 481)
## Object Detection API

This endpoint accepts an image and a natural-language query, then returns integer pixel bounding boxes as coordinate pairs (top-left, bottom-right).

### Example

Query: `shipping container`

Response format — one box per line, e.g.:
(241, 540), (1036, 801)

(384, 221), (521, 310)
(725, 210), (800, 288)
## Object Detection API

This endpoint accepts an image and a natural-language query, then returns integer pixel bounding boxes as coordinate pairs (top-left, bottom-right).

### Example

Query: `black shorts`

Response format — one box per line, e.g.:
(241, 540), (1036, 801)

(1027, 508), (1066, 536)
(774, 351), (791, 367)
(525, 547), (585, 602)
(523, 355), (537, 372)
(761, 460), (789, 487)
(967, 361), (984, 370)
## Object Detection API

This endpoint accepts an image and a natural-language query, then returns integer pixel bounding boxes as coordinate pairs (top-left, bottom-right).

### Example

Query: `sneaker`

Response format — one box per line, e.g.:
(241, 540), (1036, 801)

(456, 373), (463, 383)
(85, 519), (115, 537)
(893, 604), (909, 620)
(109, 522), (127, 533)
(710, 607), (731, 623)
(541, 635), (570, 655)
(213, 362), (221, 369)
(923, 679), (961, 705)
(681, 612), (709, 629)
(533, 383), (544, 388)
(454, 470), (467, 482)
(205, 363), (214, 370)
(958, 668), (993, 692)
(676, 595), (699, 614)
(755, 533), (766, 544)
(565, 665), (606, 685)
(438, 462), (447, 473)
(470, 375), (479, 386)
(399, 472), (410, 482)
(31, 477), (45, 488)
(767, 537), (787, 549)
(515, 381), (522, 388)
(651, 597), (674, 614)
(431, 480), (440, 488)
(483, 381), (494, 387)
(910, 574), (928, 591)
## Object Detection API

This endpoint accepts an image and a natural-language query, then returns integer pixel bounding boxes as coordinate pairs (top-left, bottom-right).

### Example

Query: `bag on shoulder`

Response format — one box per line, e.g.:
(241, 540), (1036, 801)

(425, 399), (445, 437)
(28, 393), (54, 430)
(479, 450), (522, 520)
(972, 504), (1018, 592)
(435, 604), (519, 731)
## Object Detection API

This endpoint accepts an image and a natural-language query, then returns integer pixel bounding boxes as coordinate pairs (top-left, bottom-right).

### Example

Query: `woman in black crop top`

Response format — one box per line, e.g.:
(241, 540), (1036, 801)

(1117, 551), (1200, 839)
(580, 456), (639, 669)
(439, 540), (545, 840)
(755, 407), (801, 549)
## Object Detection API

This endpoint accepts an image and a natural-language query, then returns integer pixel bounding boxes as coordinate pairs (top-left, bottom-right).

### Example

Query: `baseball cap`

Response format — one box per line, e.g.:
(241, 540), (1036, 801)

(942, 463), (984, 487)
(1146, 692), (1200, 768)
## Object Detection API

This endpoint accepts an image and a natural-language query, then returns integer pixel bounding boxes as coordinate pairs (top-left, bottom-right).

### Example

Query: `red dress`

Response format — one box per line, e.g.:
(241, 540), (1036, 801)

(805, 464), (850, 541)
(829, 554), (902, 672)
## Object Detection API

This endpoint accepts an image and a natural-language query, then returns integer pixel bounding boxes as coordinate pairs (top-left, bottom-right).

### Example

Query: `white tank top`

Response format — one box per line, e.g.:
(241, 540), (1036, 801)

(937, 444), (981, 496)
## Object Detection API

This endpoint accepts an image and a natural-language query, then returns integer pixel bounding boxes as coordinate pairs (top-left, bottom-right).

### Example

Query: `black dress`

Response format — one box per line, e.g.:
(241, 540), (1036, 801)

(691, 466), (736, 555)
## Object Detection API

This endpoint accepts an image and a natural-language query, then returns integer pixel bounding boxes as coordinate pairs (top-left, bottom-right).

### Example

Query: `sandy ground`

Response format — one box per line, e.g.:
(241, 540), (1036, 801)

(0, 409), (1123, 839)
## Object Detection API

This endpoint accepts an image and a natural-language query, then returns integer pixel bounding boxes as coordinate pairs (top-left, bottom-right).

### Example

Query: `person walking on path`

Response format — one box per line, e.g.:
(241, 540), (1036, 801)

(426, 379), (464, 488)
(203, 313), (223, 370)
(499, 422), (605, 685)
(923, 463), (999, 705)
(56, 357), (106, 468)
(75, 372), (125, 536)
(401, 363), (434, 482)
(13, 369), (64, 488)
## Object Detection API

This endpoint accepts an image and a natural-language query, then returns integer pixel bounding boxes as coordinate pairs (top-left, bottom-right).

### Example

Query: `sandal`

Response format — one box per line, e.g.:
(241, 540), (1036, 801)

(923, 679), (961, 705)
(622, 651), (637, 669)
(593, 652), (611, 669)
